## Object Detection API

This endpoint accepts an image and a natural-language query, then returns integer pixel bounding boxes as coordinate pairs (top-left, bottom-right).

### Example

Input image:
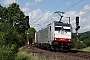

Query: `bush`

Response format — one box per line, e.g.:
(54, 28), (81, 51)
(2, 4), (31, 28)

(0, 45), (17, 60)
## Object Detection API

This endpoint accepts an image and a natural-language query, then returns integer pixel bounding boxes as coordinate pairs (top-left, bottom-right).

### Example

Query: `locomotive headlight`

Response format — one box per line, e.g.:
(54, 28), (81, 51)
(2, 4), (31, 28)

(61, 39), (63, 40)
(68, 39), (71, 42)
(54, 38), (57, 40)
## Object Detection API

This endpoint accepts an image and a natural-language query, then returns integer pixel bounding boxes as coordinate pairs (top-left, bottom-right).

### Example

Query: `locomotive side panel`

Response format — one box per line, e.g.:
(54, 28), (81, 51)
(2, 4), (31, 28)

(36, 22), (55, 45)
(49, 22), (55, 45)
(51, 22), (54, 41)
(40, 27), (49, 43)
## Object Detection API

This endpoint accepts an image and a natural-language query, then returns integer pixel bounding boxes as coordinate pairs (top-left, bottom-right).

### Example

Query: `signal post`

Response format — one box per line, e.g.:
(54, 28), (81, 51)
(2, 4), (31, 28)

(25, 16), (30, 48)
(75, 17), (80, 49)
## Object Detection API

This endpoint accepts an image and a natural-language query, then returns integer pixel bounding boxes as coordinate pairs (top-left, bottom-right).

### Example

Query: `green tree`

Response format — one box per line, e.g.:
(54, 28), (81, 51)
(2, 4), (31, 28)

(28, 27), (36, 44)
(0, 2), (37, 60)
(0, 3), (26, 34)
(8, 3), (26, 33)
(0, 3), (26, 60)
(72, 33), (76, 48)
(0, 3), (26, 45)
(0, 4), (3, 22)
(0, 23), (20, 60)
(79, 33), (90, 47)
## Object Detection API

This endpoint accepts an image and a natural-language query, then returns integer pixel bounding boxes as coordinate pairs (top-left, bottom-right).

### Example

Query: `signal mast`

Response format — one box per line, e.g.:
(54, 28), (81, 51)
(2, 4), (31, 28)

(75, 17), (80, 49)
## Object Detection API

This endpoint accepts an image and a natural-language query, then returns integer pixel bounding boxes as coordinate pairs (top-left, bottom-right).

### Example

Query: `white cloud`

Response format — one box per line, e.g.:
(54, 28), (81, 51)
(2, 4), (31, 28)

(66, 2), (70, 5)
(79, 10), (85, 16)
(84, 4), (90, 10)
(30, 4), (90, 32)
(21, 7), (30, 15)
(23, 9), (54, 31)
(3, 0), (16, 5)
(79, 4), (90, 16)
(25, 0), (43, 7)
(21, 2), (33, 15)
(61, 5), (90, 33)
(21, 2), (90, 32)
(30, 9), (53, 25)
(21, 0), (43, 13)
(25, 2), (30, 7)
(83, 25), (90, 30)
(35, 0), (43, 3)
(76, 0), (82, 2)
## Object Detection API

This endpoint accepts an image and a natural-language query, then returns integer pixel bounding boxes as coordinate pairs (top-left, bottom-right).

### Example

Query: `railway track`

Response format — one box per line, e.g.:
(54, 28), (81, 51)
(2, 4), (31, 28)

(29, 47), (90, 60)
(60, 50), (90, 60)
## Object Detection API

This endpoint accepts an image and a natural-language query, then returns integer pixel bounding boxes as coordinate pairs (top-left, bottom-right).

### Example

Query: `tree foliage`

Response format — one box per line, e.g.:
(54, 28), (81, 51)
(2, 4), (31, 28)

(0, 3), (26, 33)
(0, 3), (27, 60)
(72, 31), (90, 49)
(28, 27), (36, 44)
(0, 3), (36, 60)
(0, 23), (20, 60)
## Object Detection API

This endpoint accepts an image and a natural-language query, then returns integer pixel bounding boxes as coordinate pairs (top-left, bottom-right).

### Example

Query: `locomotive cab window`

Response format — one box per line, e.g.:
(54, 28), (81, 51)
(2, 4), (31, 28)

(55, 27), (62, 31)
(63, 29), (70, 32)
(54, 22), (71, 32)
(50, 26), (51, 31)
(63, 26), (71, 32)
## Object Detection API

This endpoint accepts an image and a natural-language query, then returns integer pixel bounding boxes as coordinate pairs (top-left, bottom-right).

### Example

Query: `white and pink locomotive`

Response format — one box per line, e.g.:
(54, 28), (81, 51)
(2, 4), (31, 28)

(35, 21), (72, 51)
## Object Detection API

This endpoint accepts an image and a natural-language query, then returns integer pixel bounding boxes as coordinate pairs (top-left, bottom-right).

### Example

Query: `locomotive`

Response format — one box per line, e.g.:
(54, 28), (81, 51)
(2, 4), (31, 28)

(35, 21), (72, 51)
(35, 11), (72, 51)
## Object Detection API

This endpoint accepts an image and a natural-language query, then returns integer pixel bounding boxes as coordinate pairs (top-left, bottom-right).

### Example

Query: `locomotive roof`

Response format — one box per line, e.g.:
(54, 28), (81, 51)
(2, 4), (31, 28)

(47, 21), (71, 26)
(40, 21), (71, 31)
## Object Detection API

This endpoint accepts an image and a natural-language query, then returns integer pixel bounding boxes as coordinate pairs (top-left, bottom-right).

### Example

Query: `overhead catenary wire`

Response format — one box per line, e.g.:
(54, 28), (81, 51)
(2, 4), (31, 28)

(64, 1), (90, 19)
(31, 0), (84, 28)
(50, 0), (66, 12)
(64, 0), (83, 12)
(31, 0), (66, 25)
(33, 0), (90, 33)
(42, 0), (84, 25)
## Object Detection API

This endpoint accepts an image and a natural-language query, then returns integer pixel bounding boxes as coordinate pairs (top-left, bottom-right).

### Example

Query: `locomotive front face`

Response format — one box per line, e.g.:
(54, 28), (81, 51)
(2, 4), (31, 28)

(54, 22), (72, 43)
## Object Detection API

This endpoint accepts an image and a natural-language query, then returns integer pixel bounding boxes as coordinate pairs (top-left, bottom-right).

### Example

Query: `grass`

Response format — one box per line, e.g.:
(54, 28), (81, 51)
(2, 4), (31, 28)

(16, 46), (90, 60)
(82, 46), (90, 52)
(71, 46), (90, 52)
(15, 46), (46, 60)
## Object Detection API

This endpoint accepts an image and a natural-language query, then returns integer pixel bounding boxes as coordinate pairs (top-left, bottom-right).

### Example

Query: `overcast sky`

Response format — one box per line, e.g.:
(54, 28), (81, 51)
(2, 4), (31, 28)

(0, 0), (90, 33)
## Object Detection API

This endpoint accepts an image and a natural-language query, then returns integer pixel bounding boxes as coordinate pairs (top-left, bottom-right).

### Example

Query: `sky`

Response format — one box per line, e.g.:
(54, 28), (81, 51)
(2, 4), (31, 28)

(0, 0), (90, 33)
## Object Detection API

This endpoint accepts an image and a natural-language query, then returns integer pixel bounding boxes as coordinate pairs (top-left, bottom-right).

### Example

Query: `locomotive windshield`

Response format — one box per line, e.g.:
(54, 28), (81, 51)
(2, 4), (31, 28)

(63, 27), (70, 32)
(55, 22), (71, 32)
(55, 27), (62, 31)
